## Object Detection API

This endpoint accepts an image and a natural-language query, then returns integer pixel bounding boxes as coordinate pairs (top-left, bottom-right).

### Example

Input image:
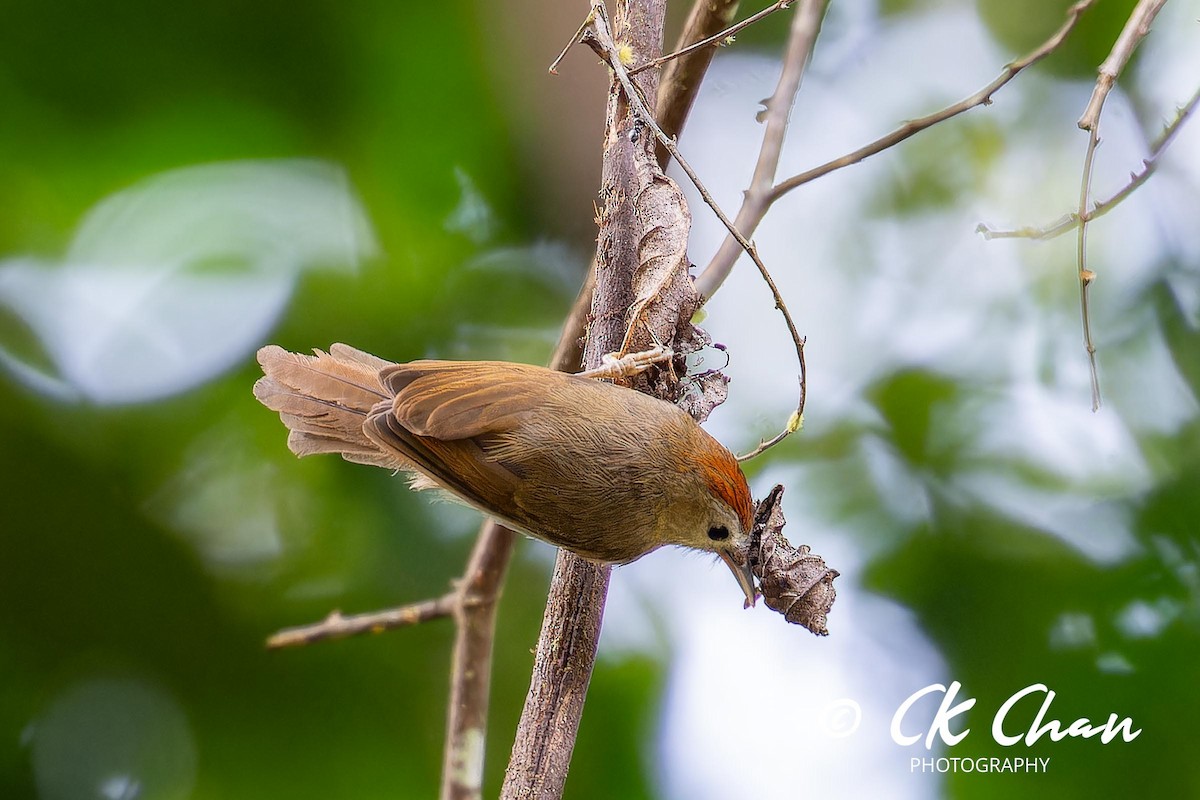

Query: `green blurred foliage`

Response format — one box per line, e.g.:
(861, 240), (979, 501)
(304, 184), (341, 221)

(856, 275), (1200, 796)
(0, 1), (585, 798)
(975, 0), (1140, 79)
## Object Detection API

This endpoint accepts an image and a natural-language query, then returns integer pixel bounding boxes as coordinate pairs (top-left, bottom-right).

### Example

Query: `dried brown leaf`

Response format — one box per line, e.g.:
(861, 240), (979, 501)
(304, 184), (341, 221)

(618, 173), (732, 420)
(678, 370), (729, 423)
(625, 174), (698, 352)
(748, 484), (839, 636)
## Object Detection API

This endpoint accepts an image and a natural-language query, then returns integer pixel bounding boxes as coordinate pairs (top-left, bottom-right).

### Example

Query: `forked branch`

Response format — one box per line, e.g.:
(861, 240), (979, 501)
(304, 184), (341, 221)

(977, 86), (1200, 241)
(1074, 0), (1169, 411)
(581, 0), (813, 459)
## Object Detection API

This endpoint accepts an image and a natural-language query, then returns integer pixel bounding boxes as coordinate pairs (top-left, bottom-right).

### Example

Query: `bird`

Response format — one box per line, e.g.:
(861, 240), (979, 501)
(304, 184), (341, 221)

(253, 343), (757, 604)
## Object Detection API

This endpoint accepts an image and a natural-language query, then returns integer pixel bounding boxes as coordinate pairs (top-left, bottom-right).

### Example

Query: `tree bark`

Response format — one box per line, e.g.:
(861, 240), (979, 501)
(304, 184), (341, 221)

(501, 1), (666, 797)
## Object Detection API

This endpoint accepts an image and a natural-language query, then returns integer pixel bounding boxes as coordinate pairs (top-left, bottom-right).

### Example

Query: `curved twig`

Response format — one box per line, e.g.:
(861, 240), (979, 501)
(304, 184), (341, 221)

(587, 0), (815, 459)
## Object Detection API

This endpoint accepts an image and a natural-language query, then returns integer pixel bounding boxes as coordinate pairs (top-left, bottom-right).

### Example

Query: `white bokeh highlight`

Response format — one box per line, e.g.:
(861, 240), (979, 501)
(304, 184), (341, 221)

(0, 159), (377, 404)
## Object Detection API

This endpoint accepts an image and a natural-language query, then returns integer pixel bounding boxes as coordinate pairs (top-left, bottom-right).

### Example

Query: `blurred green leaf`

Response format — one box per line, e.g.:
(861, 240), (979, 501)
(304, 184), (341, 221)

(868, 368), (960, 472)
(975, 0), (1140, 80)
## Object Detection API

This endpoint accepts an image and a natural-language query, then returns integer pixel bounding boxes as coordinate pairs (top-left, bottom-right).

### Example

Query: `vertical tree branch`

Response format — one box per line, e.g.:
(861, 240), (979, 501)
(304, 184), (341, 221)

(500, 552), (612, 799)
(441, 522), (516, 800)
(1073, 0), (1168, 412)
(441, 2), (756, 795)
(1076, 124), (1103, 412)
(1077, 0), (1169, 131)
(502, 1), (666, 797)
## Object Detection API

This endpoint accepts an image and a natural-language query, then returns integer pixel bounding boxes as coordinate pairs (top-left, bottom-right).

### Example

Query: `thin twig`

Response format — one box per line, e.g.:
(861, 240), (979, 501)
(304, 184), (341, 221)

(1073, 0), (1168, 412)
(696, 0), (828, 297)
(629, 0), (794, 75)
(266, 528), (515, 800)
(655, 0), (743, 166)
(589, 0), (813, 459)
(441, 522), (517, 800)
(503, 1), (668, 795)
(1077, 123), (1102, 411)
(736, 375), (804, 461)
(724, 0), (827, 459)
(266, 594), (457, 649)
(978, 85), (1200, 241)
(686, 0), (826, 460)
(549, 8), (598, 75)
(555, 0), (746, 172)
(1078, 0), (1169, 131)
(768, 0), (1098, 202)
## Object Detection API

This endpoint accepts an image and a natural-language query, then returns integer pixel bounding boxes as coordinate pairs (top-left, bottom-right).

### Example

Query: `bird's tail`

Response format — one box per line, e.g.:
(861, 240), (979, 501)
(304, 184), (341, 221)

(253, 343), (405, 469)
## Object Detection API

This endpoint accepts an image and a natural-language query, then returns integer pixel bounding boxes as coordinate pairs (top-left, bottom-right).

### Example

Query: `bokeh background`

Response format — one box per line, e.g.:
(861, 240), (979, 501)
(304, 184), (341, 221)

(2, 0), (1197, 798)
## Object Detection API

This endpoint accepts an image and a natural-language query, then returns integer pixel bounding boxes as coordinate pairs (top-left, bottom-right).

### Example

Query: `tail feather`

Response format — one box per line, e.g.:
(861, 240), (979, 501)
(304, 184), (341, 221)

(330, 342), (394, 373)
(256, 344), (389, 410)
(254, 344), (406, 470)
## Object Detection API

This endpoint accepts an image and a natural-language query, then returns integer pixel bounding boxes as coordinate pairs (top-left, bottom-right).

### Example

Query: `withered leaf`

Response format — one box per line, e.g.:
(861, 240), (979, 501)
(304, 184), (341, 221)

(606, 172), (728, 421)
(677, 370), (729, 424)
(748, 484), (839, 636)
(626, 174), (698, 354)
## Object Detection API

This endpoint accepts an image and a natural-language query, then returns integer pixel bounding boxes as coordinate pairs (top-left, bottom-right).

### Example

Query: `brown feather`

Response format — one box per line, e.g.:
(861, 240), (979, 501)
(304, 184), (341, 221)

(255, 345), (405, 469)
(381, 360), (570, 440)
(699, 447), (755, 534)
(256, 345), (388, 410)
(330, 342), (394, 373)
(362, 408), (522, 522)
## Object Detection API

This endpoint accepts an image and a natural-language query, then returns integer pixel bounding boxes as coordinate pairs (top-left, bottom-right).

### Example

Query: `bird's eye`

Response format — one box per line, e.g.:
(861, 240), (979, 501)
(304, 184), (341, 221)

(707, 525), (730, 541)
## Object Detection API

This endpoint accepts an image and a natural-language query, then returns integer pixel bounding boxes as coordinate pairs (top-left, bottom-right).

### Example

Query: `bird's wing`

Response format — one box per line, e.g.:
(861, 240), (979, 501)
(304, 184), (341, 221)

(358, 360), (580, 527)
(378, 360), (578, 440)
(362, 410), (525, 522)
(254, 344), (402, 468)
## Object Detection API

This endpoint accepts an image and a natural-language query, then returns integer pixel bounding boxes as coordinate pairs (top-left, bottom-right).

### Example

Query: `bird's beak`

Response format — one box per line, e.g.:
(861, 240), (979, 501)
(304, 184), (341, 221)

(719, 549), (759, 609)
